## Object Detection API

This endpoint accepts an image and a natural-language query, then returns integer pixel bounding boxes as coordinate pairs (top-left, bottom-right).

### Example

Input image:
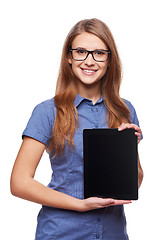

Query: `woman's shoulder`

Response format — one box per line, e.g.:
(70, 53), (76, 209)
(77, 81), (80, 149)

(27, 97), (57, 129)
(33, 97), (57, 117)
(22, 98), (56, 145)
(36, 97), (56, 110)
(122, 98), (140, 126)
(122, 98), (136, 112)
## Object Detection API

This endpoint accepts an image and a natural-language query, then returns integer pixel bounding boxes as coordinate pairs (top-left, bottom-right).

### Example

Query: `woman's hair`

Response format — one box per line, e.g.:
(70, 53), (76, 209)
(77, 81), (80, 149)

(47, 18), (131, 157)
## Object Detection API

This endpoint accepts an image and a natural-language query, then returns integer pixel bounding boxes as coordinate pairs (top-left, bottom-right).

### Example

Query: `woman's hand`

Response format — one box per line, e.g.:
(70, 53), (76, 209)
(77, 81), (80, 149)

(79, 197), (131, 212)
(118, 123), (142, 143)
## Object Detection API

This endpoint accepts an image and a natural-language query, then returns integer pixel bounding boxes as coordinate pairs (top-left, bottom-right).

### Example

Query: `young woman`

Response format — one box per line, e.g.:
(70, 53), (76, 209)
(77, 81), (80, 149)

(10, 18), (143, 240)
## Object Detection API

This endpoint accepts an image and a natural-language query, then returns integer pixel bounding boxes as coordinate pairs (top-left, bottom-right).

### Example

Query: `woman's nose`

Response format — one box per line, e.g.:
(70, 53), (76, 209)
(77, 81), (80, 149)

(84, 53), (95, 65)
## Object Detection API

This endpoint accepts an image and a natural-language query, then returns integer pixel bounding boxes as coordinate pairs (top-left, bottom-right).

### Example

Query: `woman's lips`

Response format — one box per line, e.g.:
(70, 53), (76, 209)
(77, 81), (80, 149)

(81, 68), (98, 75)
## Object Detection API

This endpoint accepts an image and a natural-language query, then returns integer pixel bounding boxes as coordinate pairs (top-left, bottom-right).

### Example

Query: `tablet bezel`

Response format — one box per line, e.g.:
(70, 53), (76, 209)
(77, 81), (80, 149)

(83, 128), (138, 200)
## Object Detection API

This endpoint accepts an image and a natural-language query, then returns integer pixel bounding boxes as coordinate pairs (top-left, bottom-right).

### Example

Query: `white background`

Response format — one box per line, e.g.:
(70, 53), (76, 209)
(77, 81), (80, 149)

(1, 0), (160, 239)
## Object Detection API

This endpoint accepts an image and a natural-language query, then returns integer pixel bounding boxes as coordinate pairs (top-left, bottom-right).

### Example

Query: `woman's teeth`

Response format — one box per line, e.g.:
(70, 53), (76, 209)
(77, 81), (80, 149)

(83, 70), (95, 73)
(83, 69), (96, 73)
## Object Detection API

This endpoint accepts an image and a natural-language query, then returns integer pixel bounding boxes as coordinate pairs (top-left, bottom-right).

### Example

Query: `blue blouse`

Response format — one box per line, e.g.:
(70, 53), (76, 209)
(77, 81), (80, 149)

(22, 94), (142, 240)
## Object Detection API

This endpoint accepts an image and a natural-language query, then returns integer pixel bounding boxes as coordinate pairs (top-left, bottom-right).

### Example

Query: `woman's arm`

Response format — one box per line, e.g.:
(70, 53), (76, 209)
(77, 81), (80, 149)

(10, 137), (82, 210)
(10, 136), (131, 212)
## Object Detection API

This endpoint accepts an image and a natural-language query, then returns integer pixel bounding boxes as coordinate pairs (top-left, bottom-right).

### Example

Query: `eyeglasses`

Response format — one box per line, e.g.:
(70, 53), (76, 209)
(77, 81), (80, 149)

(69, 48), (110, 62)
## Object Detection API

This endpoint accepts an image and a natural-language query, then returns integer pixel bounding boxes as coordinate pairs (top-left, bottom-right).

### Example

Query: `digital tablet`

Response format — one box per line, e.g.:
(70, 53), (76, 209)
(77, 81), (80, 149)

(83, 128), (138, 200)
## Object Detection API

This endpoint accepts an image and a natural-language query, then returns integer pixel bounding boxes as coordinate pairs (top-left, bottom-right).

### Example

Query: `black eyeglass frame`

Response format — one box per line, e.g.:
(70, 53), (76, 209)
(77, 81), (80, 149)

(69, 48), (111, 62)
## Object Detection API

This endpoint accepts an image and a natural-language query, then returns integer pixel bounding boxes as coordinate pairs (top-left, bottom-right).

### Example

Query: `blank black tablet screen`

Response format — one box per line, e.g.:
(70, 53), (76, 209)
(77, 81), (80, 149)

(83, 128), (138, 200)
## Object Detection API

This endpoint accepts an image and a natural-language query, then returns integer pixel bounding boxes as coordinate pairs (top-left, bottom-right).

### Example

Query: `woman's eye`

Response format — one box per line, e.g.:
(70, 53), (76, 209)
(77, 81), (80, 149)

(95, 51), (105, 55)
(76, 49), (86, 54)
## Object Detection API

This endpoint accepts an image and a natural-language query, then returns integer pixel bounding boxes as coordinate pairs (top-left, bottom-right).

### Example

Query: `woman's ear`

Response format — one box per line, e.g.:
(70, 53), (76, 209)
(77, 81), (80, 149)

(67, 54), (72, 64)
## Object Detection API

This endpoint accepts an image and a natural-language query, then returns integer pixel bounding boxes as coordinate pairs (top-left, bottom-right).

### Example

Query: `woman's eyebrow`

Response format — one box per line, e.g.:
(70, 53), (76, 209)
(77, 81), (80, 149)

(73, 47), (87, 49)
(73, 47), (108, 51)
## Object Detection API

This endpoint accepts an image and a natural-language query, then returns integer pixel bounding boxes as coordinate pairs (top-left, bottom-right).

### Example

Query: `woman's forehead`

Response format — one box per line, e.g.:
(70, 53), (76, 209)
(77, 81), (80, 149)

(72, 32), (107, 50)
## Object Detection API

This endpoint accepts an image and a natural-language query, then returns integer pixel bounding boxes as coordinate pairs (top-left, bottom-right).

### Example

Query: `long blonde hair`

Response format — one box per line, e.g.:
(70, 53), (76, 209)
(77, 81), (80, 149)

(47, 18), (131, 156)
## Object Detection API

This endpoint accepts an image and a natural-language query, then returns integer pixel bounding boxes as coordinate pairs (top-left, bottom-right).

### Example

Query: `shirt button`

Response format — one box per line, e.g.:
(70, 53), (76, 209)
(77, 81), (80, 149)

(96, 234), (100, 239)
(97, 218), (101, 222)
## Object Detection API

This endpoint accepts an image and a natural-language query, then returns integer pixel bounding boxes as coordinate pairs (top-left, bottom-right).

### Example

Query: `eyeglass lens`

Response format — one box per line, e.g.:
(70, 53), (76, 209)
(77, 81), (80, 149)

(71, 49), (109, 61)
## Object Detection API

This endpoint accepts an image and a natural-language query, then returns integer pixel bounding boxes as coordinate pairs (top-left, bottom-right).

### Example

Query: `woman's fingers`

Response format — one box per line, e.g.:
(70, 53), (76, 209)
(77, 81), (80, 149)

(118, 123), (142, 143)
(110, 199), (132, 206)
(81, 197), (132, 211)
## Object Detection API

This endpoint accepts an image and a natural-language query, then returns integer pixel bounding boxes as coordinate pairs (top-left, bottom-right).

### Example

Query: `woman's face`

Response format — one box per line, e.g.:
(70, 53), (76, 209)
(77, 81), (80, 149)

(68, 32), (109, 90)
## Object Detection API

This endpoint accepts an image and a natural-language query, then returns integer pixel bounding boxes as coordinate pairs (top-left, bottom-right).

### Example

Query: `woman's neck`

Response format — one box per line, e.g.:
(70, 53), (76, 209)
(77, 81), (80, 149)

(77, 83), (102, 105)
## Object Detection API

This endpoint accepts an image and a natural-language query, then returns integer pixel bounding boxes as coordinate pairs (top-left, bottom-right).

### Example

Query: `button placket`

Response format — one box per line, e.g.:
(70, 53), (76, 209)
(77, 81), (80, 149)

(94, 214), (102, 240)
(90, 106), (99, 129)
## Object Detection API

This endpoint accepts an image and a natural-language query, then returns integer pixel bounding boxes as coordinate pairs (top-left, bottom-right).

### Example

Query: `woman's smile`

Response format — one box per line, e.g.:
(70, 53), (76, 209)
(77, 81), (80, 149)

(80, 67), (98, 75)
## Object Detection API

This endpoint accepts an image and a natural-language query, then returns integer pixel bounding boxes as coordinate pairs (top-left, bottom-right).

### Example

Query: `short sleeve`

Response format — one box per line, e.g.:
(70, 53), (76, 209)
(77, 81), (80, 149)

(22, 99), (55, 145)
(124, 99), (143, 140)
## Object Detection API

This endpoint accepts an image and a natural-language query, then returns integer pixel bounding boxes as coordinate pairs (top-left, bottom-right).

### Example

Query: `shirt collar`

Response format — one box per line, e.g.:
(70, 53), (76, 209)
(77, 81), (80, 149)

(74, 94), (103, 107)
